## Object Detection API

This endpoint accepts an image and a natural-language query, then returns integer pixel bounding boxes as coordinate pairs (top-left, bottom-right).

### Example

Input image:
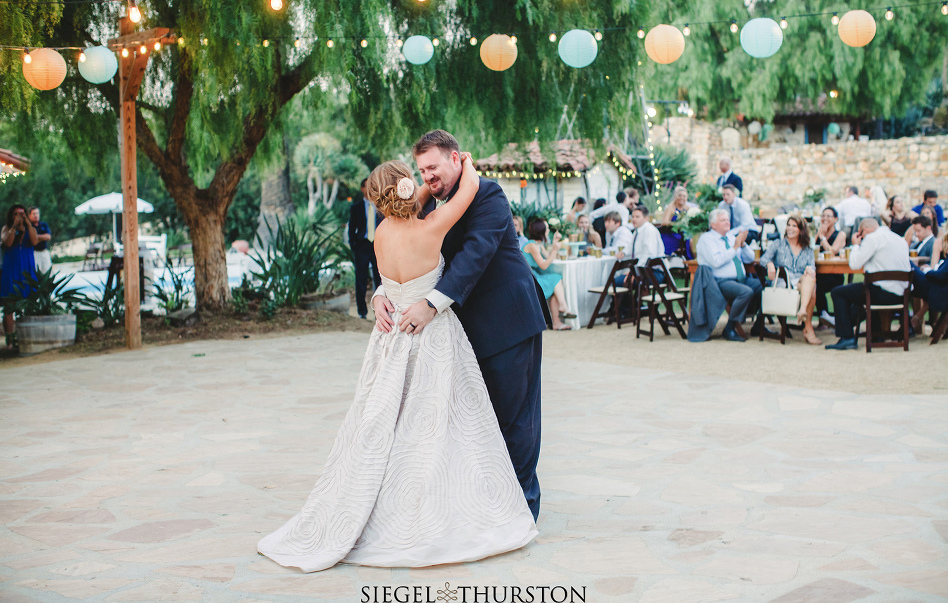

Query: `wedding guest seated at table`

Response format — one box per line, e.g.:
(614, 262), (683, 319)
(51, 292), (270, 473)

(910, 236), (948, 333)
(760, 215), (821, 345)
(718, 184), (761, 242)
(826, 218), (911, 350)
(910, 215), (936, 259)
(522, 218), (574, 331)
(836, 185), (872, 243)
(591, 198), (607, 246)
(912, 189), (945, 227)
(564, 197), (587, 224)
(911, 205), (940, 244)
(628, 204), (665, 274)
(697, 208), (762, 342)
(603, 211), (634, 255)
(576, 214), (602, 248)
(881, 194), (916, 237)
(814, 206), (847, 323)
(661, 185), (698, 255)
(513, 215), (529, 248)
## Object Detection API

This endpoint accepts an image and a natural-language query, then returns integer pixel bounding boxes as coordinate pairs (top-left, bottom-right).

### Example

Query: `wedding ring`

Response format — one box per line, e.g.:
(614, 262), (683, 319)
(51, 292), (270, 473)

(409, 323), (416, 329)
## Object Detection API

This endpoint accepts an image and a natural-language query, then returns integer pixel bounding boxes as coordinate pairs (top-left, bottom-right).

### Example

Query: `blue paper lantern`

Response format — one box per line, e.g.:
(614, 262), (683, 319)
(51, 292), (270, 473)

(79, 46), (118, 84)
(402, 35), (434, 65)
(740, 18), (783, 59)
(558, 29), (598, 68)
(827, 122), (841, 136)
(78, 46), (118, 84)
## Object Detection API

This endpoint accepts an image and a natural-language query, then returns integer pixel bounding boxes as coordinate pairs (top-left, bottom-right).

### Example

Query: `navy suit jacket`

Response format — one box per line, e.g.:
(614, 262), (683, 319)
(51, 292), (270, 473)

(918, 259), (948, 313)
(717, 172), (744, 197)
(421, 178), (547, 359)
(348, 199), (383, 255)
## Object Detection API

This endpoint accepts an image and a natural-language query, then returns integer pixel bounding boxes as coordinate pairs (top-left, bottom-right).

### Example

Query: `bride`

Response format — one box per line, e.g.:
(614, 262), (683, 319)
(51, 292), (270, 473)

(257, 155), (538, 572)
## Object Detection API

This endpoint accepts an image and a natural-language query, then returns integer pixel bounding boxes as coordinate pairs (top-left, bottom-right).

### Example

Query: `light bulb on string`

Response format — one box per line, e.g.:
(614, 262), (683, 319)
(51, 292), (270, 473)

(432, 38), (439, 46)
(263, 39), (269, 47)
(549, 32), (557, 42)
(121, 47), (129, 57)
(79, 51), (86, 62)
(294, 37), (300, 47)
(139, 44), (147, 54)
(177, 37), (185, 46)
(360, 39), (367, 48)
(270, 0), (283, 10)
(780, 17), (788, 29)
(23, 50), (32, 64)
(327, 39), (334, 48)
(128, 0), (142, 23)
(730, 20), (739, 33)
(594, 29), (602, 41)
(885, 7), (894, 20)
(943, 2), (948, 15)
(831, 12), (839, 25)
(683, 24), (691, 36)
(154, 41), (161, 51)
(395, 39), (403, 47)
(202, 38), (208, 45)
(510, 35), (517, 44)
(470, 37), (477, 45)
(637, 27), (645, 39)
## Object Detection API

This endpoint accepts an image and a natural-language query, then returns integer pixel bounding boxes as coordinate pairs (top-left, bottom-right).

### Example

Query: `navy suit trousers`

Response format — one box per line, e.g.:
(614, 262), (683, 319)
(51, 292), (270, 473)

(353, 248), (380, 318)
(477, 333), (543, 521)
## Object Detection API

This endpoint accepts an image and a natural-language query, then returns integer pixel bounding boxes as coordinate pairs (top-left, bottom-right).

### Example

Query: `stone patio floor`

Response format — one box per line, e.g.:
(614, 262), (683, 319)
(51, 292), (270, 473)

(1, 331), (946, 602)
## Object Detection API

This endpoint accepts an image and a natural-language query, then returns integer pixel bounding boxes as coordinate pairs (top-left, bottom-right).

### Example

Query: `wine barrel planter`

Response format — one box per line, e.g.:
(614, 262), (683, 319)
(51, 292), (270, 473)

(300, 292), (351, 313)
(15, 314), (77, 355)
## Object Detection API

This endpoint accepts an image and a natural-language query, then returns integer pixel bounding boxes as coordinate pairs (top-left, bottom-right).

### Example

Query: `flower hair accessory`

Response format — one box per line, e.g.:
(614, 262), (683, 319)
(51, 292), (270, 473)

(396, 177), (415, 200)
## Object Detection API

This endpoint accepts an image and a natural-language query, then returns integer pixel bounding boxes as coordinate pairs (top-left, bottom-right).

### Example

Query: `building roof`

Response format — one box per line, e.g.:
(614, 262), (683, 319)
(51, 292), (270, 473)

(0, 148), (29, 175)
(474, 140), (635, 174)
(774, 94), (858, 121)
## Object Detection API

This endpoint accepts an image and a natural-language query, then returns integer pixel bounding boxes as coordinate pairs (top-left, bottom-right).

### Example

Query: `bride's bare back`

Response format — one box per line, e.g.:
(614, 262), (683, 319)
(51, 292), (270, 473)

(372, 157), (479, 284)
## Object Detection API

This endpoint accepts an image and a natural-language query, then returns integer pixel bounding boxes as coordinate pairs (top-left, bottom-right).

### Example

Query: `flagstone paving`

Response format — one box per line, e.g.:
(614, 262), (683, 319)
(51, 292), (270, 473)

(0, 332), (946, 602)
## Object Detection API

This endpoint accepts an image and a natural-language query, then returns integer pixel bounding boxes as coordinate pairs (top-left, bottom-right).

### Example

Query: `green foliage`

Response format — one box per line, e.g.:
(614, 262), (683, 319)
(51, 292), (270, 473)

(671, 184), (722, 239)
(0, 268), (86, 317)
(230, 287), (249, 314)
(645, 1), (948, 123)
(90, 277), (125, 327)
(804, 187), (828, 206)
(258, 298), (278, 320)
(152, 260), (193, 314)
(249, 206), (347, 308)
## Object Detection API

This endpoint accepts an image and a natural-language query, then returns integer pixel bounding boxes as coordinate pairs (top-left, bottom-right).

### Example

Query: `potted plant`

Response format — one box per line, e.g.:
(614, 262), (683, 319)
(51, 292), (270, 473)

(1, 268), (86, 355)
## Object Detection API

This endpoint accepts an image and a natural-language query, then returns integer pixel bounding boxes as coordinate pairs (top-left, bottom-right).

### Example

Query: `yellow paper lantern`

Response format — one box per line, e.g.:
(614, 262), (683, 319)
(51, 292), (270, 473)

(644, 24), (685, 64)
(480, 34), (518, 71)
(838, 10), (876, 47)
(22, 48), (67, 90)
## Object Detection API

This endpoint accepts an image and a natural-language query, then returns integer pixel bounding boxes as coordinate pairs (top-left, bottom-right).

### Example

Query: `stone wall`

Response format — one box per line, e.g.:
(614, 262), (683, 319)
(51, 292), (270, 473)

(649, 117), (948, 211)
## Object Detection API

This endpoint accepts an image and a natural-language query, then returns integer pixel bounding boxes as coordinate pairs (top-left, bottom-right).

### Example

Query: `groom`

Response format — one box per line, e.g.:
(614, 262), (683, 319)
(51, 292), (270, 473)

(373, 130), (547, 521)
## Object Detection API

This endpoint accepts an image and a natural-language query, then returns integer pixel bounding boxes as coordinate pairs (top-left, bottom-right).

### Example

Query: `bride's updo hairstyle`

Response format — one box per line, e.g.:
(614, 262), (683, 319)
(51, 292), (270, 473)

(366, 161), (420, 220)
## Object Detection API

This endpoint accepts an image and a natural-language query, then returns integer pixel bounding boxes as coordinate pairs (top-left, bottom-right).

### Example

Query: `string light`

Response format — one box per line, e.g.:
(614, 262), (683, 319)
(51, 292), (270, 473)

(79, 51), (86, 62)
(121, 47), (129, 57)
(470, 37), (477, 45)
(594, 29), (602, 41)
(549, 32), (557, 42)
(23, 50), (31, 64)
(683, 24), (691, 36)
(327, 39), (334, 48)
(127, 0), (141, 23)
(395, 39), (403, 47)
(360, 39), (367, 47)
(269, 0), (283, 10)
(730, 20), (739, 33)
(885, 7), (894, 19)
(139, 44), (147, 54)
(831, 12), (839, 25)
(262, 39), (269, 47)
(510, 35), (518, 44)
(637, 27), (645, 39)
(943, 1), (948, 14)
(153, 41), (161, 51)
(829, 89), (839, 98)
(432, 38), (439, 46)
(780, 17), (788, 29)
(177, 37), (185, 46)
(294, 37), (300, 47)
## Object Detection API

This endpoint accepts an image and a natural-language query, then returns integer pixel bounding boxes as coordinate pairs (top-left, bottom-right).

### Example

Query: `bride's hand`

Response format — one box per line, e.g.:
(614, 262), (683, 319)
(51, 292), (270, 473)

(459, 152), (478, 186)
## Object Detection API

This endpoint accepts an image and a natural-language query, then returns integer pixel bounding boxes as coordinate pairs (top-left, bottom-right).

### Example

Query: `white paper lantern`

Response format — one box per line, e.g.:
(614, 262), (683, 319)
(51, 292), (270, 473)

(402, 35), (434, 65)
(558, 29), (598, 68)
(747, 121), (762, 135)
(740, 18), (783, 58)
(78, 46), (118, 84)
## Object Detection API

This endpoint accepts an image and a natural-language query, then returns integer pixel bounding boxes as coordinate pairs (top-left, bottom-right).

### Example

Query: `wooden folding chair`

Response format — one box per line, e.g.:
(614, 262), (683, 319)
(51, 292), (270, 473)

(635, 259), (688, 341)
(930, 311), (948, 344)
(858, 271), (913, 352)
(586, 259), (636, 329)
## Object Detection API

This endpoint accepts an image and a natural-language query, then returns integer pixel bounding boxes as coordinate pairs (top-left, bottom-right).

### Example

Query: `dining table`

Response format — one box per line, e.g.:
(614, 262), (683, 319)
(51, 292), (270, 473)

(548, 254), (618, 329)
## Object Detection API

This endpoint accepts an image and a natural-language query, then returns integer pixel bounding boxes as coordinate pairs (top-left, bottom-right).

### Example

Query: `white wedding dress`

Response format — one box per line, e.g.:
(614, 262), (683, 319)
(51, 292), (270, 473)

(257, 256), (537, 572)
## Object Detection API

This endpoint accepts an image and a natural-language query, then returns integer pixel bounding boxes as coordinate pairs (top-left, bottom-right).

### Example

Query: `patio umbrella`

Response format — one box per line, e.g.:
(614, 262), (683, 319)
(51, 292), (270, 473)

(75, 192), (154, 242)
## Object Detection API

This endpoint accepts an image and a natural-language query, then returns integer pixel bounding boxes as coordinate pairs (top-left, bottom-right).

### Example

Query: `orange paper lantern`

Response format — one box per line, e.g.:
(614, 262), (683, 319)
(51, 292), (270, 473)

(644, 25), (685, 64)
(480, 34), (518, 71)
(22, 48), (67, 90)
(838, 10), (876, 47)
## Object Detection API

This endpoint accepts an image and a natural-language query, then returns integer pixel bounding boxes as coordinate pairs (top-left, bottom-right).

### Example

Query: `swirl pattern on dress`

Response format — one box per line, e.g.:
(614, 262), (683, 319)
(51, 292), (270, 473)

(257, 255), (537, 572)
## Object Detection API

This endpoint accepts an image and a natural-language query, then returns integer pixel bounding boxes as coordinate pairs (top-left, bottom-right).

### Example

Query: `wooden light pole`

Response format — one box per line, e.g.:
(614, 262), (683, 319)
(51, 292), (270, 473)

(108, 19), (175, 350)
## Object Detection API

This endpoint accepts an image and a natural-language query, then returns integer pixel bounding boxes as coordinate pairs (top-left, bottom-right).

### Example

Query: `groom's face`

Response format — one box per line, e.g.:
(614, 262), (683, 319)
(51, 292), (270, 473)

(416, 147), (461, 199)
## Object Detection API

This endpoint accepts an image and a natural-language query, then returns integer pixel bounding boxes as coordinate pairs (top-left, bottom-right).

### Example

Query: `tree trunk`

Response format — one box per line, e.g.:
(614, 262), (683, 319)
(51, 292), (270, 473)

(188, 209), (229, 311)
(326, 179), (340, 208)
(306, 171), (317, 216)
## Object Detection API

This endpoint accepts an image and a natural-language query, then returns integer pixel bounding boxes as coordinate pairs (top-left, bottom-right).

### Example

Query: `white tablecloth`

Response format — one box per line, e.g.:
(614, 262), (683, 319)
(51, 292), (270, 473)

(549, 256), (618, 329)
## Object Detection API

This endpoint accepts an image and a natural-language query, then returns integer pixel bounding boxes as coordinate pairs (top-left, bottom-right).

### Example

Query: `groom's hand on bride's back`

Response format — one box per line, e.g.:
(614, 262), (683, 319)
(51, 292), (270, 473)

(373, 296), (396, 332)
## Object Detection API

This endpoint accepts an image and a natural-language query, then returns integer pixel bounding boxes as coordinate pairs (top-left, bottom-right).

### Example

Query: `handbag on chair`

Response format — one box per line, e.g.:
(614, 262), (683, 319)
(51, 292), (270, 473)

(761, 267), (801, 317)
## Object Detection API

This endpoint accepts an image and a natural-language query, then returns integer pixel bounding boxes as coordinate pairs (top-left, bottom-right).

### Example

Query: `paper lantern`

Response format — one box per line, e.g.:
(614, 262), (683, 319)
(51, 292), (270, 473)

(828, 122), (841, 136)
(402, 35), (434, 65)
(21, 48), (67, 90)
(557, 29), (598, 68)
(838, 10), (876, 47)
(740, 17), (783, 58)
(644, 25), (684, 65)
(747, 121), (762, 135)
(78, 46), (118, 84)
(480, 34), (517, 71)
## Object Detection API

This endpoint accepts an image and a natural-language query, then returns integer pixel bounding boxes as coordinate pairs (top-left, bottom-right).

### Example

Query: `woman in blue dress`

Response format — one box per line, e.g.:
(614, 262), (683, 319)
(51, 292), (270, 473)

(1, 204), (38, 348)
(660, 185), (698, 256)
(522, 218), (574, 330)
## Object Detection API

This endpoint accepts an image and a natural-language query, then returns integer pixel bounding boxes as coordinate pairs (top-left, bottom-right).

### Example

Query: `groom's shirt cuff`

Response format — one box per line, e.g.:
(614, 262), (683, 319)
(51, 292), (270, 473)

(426, 290), (455, 313)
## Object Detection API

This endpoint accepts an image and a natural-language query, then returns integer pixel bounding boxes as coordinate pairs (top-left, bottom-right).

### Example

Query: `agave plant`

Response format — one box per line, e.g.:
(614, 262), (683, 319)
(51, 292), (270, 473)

(0, 268), (87, 317)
